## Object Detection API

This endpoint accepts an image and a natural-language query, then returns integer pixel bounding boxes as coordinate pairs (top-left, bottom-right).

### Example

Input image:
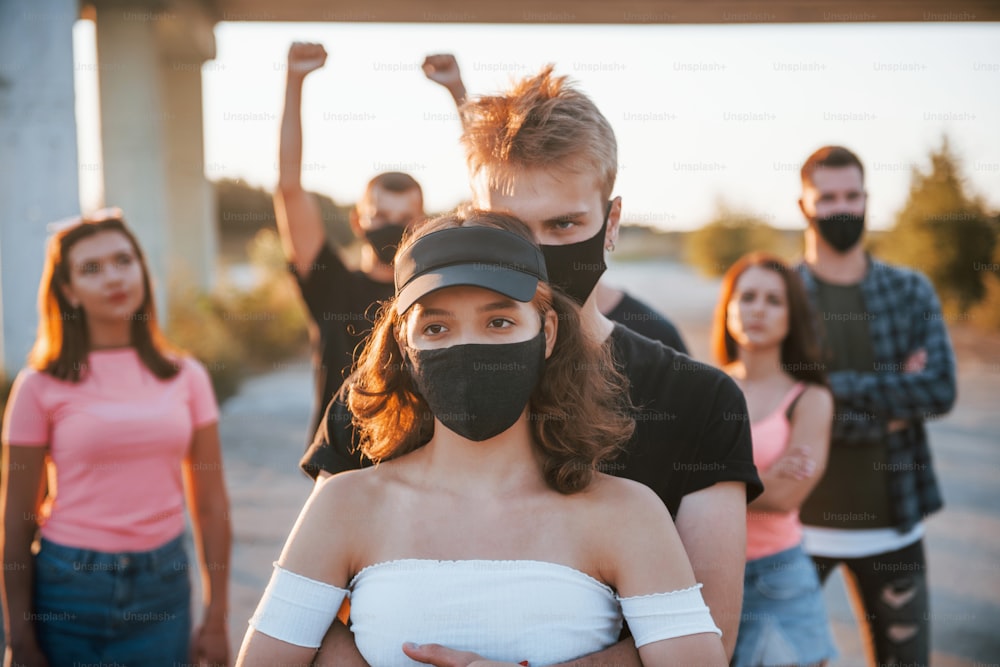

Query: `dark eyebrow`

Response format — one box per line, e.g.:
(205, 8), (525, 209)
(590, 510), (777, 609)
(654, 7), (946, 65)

(543, 211), (588, 223)
(413, 307), (454, 319)
(414, 298), (518, 319)
(74, 248), (135, 268)
(477, 298), (518, 313)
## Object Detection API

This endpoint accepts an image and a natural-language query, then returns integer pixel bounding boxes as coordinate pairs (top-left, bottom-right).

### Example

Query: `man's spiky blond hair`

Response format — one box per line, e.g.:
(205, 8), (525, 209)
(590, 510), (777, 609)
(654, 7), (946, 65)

(460, 65), (618, 201)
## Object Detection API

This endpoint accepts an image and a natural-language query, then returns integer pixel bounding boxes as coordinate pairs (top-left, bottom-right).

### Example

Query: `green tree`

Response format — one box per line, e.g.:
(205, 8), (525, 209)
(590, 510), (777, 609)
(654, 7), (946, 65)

(879, 137), (998, 314)
(969, 235), (1000, 332)
(213, 178), (354, 248)
(685, 200), (788, 277)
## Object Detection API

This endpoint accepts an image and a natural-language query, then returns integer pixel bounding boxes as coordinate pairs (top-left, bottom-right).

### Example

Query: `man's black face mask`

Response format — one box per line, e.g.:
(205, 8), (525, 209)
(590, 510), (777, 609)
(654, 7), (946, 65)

(539, 202), (612, 305)
(813, 212), (865, 253)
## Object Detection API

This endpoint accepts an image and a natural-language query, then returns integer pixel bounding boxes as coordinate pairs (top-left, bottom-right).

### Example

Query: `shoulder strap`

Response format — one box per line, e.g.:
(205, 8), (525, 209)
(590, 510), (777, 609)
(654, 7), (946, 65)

(782, 382), (809, 421)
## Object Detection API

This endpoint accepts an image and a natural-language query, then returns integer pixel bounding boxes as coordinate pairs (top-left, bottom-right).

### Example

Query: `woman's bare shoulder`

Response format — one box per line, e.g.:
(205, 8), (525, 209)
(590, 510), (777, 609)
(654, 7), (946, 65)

(580, 473), (670, 522)
(309, 462), (401, 515)
(795, 383), (834, 420)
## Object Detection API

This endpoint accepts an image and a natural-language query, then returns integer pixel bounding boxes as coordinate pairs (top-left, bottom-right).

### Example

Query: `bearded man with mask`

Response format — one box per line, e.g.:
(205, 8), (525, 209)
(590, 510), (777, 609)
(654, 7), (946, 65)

(794, 146), (956, 667)
(276, 42), (425, 440)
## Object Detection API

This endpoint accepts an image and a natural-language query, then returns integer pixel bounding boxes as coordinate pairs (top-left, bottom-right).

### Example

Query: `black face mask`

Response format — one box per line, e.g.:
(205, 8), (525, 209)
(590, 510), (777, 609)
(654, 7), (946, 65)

(406, 328), (546, 442)
(364, 225), (407, 265)
(814, 212), (865, 253)
(540, 202), (611, 305)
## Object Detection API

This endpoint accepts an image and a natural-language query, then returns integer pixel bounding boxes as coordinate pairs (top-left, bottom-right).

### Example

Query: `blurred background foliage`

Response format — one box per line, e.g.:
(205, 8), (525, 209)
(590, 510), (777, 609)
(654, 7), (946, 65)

(684, 198), (797, 276)
(874, 137), (999, 318)
(169, 227), (310, 404)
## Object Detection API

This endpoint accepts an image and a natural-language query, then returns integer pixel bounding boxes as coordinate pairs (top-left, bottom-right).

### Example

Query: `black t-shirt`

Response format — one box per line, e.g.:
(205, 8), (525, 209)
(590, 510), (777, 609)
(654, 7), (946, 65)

(291, 243), (395, 439)
(602, 324), (761, 515)
(301, 323), (761, 518)
(605, 292), (688, 354)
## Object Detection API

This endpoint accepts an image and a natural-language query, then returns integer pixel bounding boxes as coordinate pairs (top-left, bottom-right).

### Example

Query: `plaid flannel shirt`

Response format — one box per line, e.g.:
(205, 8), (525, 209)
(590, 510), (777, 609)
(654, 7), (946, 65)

(797, 257), (957, 531)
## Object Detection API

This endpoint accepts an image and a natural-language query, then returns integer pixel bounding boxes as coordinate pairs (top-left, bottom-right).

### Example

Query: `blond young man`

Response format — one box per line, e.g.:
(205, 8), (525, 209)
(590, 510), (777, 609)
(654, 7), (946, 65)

(422, 53), (689, 353)
(301, 67), (761, 667)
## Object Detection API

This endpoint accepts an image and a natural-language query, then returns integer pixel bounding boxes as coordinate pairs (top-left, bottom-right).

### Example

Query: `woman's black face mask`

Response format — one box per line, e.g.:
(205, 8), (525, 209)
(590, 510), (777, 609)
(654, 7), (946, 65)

(405, 328), (546, 442)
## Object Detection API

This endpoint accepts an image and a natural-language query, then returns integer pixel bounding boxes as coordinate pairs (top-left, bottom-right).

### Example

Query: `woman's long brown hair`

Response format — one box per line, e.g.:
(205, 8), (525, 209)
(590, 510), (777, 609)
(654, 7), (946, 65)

(29, 212), (180, 382)
(348, 210), (635, 494)
(711, 252), (827, 386)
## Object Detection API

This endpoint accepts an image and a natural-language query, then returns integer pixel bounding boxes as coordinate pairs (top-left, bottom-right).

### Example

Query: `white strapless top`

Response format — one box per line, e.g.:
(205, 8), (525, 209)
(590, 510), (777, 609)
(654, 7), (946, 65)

(248, 558), (721, 665)
(349, 559), (621, 665)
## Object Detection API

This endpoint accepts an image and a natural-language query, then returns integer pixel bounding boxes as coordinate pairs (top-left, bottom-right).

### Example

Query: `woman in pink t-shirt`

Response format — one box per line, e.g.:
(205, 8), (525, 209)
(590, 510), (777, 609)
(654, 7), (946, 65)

(1, 210), (231, 667)
(712, 252), (836, 667)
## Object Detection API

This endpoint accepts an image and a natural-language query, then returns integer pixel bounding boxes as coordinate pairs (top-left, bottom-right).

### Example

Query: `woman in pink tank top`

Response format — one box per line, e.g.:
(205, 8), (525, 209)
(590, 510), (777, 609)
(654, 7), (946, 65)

(1, 210), (231, 666)
(712, 252), (837, 667)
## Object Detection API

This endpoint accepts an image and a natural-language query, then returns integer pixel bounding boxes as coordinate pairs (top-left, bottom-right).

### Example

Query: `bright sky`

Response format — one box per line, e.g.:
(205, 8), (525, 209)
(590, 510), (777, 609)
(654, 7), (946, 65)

(74, 20), (1000, 230)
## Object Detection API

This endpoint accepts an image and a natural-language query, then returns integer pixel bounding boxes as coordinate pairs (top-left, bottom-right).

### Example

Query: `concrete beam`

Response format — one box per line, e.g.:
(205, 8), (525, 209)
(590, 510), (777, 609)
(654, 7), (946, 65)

(211, 0), (1000, 23)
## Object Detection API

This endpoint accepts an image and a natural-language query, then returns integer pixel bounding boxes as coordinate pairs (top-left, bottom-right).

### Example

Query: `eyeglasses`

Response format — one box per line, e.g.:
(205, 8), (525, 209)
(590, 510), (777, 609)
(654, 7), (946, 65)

(46, 206), (124, 234)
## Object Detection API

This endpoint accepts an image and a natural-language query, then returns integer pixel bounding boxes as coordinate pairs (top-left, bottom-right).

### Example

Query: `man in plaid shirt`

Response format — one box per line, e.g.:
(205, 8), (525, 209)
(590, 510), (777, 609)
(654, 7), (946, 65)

(794, 146), (956, 667)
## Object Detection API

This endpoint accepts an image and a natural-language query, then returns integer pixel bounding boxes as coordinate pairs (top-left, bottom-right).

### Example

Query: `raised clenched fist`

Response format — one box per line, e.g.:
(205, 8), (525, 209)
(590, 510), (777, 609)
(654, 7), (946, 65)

(287, 41), (327, 76)
(422, 53), (463, 90)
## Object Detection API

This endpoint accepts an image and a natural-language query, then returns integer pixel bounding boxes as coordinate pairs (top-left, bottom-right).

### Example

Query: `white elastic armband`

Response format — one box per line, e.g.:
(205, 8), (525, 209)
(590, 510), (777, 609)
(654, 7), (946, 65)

(618, 583), (722, 647)
(248, 563), (349, 648)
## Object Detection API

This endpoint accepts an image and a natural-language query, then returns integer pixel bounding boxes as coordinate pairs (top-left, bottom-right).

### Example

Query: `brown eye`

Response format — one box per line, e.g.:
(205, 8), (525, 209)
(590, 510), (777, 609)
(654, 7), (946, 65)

(548, 220), (576, 231)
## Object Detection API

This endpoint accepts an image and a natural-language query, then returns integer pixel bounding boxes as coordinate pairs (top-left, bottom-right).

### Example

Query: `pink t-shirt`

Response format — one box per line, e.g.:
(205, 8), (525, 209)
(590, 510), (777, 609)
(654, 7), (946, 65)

(2, 349), (219, 552)
(746, 382), (807, 561)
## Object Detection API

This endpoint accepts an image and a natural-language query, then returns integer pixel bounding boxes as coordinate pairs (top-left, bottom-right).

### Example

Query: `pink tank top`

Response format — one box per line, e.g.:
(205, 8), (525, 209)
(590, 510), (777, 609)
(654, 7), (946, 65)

(746, 382), (807, 561)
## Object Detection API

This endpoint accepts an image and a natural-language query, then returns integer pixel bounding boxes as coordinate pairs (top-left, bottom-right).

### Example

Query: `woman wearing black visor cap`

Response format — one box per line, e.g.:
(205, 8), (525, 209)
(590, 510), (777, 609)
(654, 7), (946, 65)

(237, 210), (727, 667)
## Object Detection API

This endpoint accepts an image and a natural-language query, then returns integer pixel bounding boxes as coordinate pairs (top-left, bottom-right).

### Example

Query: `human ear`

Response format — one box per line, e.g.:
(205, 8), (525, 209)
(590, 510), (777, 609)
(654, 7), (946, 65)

(393, 319), (410, 354)
(605, 196), (622, 250)
(797, 195), (810, 221)
(59, 281), (80, 309)
(542, 308), (558, 359)
(349, 207), (363, 238)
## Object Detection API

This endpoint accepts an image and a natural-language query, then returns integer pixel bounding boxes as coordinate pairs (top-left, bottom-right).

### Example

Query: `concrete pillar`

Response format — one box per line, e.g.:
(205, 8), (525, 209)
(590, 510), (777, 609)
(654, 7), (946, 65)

(0, 0), (81, 374)
(155, 0), (217, 292)
(162, 56), (217, 291)
(94, 4), (173, 318)
(94, 0), (217, 322)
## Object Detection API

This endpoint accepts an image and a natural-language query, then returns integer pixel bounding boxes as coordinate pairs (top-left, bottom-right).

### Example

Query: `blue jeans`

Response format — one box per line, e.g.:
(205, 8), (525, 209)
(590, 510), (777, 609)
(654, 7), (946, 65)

(32, 533), (192, 667)
(734, 543), (837, 667)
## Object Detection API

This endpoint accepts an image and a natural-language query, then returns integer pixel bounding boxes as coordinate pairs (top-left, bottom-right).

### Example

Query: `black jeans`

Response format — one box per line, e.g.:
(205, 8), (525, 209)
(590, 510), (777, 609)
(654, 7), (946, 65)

(812, 539), (929, 667)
